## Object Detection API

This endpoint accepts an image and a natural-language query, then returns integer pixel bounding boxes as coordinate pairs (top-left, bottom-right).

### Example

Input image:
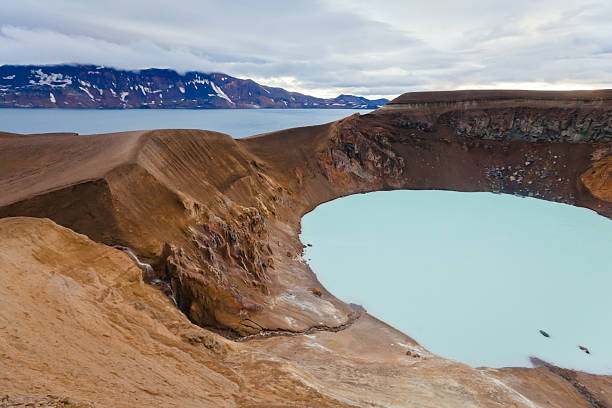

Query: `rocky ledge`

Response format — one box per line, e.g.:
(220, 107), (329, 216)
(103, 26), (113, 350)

(0, 90), (611, 407)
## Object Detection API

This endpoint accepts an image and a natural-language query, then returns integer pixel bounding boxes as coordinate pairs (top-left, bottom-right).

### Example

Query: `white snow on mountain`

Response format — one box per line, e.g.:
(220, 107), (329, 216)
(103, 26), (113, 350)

(79, 86), (95, 100)
(210, 81), (234, 104)
(29, 69), (72, 88)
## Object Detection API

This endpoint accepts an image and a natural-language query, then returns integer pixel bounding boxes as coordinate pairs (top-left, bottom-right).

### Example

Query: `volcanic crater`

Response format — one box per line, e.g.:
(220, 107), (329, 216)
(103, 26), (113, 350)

(1, 90), (611, 407)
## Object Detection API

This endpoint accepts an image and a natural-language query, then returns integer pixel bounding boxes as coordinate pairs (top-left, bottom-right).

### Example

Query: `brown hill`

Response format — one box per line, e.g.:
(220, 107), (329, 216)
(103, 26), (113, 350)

(1, 89), (611, 406)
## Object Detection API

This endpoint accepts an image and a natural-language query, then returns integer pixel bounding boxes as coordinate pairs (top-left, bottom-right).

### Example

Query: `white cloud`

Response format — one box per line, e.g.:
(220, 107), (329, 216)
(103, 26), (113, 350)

(0, 0), (611, 99)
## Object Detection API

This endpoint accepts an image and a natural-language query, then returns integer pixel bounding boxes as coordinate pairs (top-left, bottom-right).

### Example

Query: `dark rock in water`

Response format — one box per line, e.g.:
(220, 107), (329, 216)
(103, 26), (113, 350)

(539, 329), (551, 338)
(579, 345), (591, 354)
(529, 356), (552, 367)
(349, 303), (367, 313)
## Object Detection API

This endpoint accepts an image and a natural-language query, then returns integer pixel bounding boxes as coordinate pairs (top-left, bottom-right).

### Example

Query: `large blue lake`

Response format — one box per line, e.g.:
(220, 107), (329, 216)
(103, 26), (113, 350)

(3, 109), (611, 374)
(0, 108), (369, 138)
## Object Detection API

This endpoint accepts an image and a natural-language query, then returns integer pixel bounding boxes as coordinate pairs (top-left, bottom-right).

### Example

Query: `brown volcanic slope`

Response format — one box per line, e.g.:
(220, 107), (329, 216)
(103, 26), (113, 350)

(1, 89), (612, 407)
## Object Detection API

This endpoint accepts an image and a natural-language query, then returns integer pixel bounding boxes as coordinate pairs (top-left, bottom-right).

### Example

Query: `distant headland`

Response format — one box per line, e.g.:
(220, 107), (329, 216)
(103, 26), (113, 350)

(0, 64), (388, 109)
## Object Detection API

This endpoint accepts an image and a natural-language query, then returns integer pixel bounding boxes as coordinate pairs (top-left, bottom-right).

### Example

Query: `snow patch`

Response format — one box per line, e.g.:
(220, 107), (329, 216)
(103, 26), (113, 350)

(210, 81), (234, 104)
(29, 69), (72, 88)
(3, 75), (15, 80)
(395, 342), (431, 358)
(179, 86), (185, 94)
(79, 87), (95, 100)
(120, 92), (129, 102)
(49, 93), (56, 103)
(113, 246), (154, 280)
(138, 84), (150, 96)
(189, 75), (209, 86)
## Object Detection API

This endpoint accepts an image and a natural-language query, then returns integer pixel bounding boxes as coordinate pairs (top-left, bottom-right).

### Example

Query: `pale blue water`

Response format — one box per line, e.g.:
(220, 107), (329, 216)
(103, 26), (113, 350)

(0, 108), (369, 138)
(3, 109), (610, 374)
(301, 191), (612, 374)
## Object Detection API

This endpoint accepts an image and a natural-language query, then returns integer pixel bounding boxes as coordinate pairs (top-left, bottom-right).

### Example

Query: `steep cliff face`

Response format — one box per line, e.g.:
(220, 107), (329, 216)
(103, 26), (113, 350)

(0, 65), (388, 109)
(1, 90), (611, 406)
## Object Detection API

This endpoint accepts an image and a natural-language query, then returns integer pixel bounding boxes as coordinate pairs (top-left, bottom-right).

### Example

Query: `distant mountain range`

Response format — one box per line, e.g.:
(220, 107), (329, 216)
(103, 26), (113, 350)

(0, 65), (388, 109)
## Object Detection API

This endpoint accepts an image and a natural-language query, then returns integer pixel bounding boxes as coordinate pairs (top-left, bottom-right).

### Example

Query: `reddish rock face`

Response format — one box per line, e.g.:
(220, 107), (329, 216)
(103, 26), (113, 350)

(582, 155), (612, 202)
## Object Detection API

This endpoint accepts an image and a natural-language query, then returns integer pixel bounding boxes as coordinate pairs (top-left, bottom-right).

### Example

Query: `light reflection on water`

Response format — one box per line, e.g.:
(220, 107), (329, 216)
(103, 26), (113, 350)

(301, 190), (612, 374)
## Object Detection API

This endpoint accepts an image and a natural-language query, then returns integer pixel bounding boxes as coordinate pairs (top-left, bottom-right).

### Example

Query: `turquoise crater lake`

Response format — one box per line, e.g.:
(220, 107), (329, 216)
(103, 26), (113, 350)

(301, 190), (612, 374)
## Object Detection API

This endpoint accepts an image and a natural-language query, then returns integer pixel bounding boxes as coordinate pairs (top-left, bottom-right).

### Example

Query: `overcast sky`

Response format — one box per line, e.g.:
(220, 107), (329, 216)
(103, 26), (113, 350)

(1, 0), (611, 98)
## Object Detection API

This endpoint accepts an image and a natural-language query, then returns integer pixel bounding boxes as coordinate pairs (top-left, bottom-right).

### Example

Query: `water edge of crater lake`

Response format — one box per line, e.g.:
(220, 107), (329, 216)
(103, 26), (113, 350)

(301, 190), (612, 374)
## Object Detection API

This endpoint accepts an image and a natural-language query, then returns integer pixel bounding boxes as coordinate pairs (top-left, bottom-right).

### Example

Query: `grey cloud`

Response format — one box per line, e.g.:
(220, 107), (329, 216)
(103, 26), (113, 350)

(1, 0), (611, 98)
